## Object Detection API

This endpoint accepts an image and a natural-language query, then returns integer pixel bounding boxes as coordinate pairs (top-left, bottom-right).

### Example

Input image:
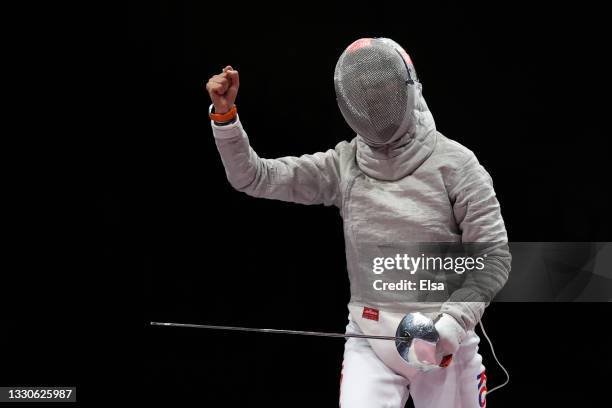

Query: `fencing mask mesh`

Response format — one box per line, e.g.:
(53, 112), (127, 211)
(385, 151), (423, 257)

(334, 38), (419, 146)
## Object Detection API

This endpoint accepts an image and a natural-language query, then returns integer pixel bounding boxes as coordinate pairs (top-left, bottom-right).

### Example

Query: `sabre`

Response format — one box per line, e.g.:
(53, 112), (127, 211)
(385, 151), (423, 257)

(150, 321), (412, 343)
(151, 313), (452, 371)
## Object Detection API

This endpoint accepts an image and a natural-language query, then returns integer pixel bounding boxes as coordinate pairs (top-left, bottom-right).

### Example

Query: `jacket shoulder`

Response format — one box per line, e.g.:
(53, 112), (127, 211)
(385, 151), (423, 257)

(433, 132), (478, 170)
(333, 138), (357, 164)
(334, 138), (356, 154)
(331, 138), (360, 182)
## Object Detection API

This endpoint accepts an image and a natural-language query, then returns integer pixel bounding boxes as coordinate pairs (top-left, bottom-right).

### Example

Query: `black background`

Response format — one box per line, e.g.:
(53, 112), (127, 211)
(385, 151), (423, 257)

(123, 1), (608, 406)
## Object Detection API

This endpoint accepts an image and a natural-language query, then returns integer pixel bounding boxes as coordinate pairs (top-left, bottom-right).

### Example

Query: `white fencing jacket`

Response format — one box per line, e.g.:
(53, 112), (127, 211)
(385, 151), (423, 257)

(210, 89), (511, 368)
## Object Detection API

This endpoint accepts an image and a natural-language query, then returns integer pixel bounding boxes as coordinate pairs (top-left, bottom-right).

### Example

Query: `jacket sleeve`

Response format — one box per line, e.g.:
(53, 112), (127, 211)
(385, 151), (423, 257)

(440, 153), (512, 332)
(211, 116), (342, 207)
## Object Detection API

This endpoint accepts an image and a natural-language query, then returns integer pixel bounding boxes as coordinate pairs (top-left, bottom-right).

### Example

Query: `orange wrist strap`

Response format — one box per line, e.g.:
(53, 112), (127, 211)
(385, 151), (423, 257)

(209, 105), (237, 123)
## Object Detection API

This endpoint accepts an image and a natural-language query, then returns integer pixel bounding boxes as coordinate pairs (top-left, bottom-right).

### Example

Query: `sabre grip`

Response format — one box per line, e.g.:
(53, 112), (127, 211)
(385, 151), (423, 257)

(439, 354), (453, 368)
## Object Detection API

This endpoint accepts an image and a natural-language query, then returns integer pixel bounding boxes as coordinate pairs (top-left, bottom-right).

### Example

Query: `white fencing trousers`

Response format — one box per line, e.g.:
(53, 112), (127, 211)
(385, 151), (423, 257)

(339, 317), (487, 408)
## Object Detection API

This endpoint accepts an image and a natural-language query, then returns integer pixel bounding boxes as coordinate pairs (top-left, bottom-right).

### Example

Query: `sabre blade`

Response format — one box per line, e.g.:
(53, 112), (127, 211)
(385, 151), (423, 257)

(150, 321), (411, 343)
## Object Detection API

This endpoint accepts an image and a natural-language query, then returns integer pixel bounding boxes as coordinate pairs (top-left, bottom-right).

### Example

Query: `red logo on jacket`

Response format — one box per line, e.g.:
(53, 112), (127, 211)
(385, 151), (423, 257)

(362, 307), (379, 321)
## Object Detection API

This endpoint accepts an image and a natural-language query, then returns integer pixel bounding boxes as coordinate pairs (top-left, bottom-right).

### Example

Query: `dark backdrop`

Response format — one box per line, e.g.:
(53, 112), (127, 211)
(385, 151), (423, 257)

(125, 2), (610, 407)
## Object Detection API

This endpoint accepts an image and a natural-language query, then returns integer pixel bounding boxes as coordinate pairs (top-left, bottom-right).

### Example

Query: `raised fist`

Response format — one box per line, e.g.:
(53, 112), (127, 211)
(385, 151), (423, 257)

(205, 65), (240, 114)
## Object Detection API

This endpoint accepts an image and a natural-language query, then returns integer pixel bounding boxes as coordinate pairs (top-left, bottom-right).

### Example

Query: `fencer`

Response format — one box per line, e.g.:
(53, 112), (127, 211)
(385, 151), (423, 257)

(205, 37), (511, 408)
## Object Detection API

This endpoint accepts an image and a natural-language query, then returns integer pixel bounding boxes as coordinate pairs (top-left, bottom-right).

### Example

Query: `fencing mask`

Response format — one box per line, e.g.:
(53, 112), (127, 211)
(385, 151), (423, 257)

(334, 38), (419, 146)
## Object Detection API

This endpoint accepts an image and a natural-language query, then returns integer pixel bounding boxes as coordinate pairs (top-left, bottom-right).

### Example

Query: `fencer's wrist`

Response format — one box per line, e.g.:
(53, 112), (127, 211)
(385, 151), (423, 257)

(209, 104), (237, 125)
(211, 112), (242, 138)
(214, 118), (237, 126)
(214, 106), (229, 115)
